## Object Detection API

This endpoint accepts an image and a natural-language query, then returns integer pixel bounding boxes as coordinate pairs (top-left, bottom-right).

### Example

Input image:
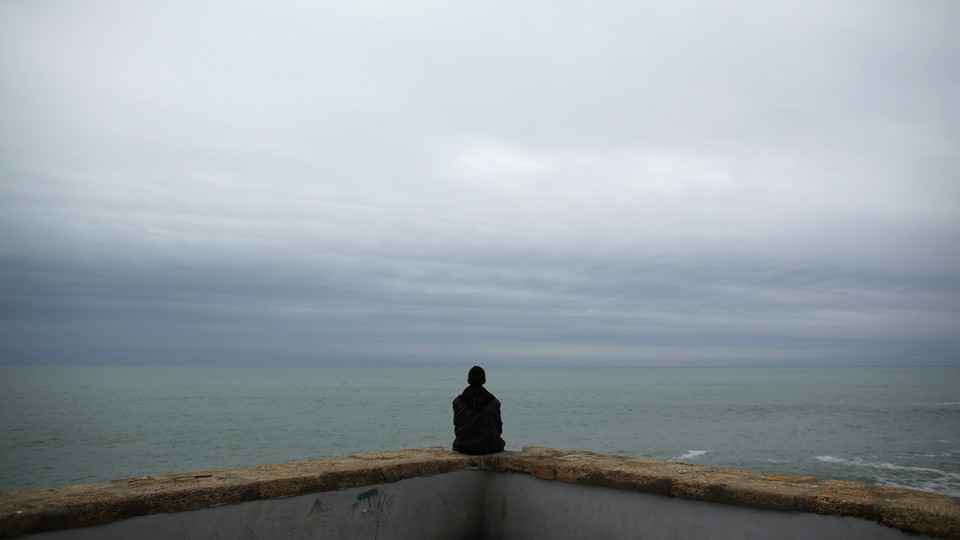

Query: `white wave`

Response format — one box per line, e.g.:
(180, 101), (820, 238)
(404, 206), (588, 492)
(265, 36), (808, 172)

(879, 479), (960, 498)
(674, 450), (708, 461)
(815, 455), (960, 480)
(909, 402), (960, 407)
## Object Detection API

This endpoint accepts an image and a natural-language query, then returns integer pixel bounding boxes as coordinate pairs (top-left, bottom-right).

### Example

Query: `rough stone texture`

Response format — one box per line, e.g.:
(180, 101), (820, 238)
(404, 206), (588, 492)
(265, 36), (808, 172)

(710, 473), (813, 512)
(881, 491), (960, 539)
(808, 479), (887, 519)
(1, 446), (957, 539)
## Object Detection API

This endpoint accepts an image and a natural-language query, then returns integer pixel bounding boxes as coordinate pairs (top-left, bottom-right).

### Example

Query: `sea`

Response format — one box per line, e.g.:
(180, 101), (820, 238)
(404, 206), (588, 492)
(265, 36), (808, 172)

(1, 366), (958, 498)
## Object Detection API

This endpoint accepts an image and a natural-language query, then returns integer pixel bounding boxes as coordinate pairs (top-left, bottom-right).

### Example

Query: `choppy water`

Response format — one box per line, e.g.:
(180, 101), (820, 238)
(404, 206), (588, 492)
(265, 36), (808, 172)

(1, 366), (958, 497)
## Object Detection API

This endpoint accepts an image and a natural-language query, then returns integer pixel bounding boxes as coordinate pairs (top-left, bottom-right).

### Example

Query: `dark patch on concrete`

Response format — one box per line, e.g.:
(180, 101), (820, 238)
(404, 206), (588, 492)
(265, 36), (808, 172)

(357, 488), (378, 501)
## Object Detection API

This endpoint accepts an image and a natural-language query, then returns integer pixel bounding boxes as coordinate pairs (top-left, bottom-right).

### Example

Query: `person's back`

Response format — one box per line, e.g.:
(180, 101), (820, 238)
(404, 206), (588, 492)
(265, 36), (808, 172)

(452, 366), (505, 455)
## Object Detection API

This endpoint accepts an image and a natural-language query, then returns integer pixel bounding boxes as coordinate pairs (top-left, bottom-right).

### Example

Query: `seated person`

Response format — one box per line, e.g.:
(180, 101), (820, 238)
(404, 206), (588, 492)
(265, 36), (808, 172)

(452, 366), (506, 455)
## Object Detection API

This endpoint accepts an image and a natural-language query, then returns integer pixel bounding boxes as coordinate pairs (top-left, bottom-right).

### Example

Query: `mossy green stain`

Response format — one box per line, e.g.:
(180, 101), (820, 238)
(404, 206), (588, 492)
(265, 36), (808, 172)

(357, 488), (378, 501)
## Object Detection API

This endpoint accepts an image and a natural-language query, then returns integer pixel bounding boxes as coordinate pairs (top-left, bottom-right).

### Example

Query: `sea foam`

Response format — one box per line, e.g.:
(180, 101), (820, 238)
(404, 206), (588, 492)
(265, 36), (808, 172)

(674, 450), (709, 461)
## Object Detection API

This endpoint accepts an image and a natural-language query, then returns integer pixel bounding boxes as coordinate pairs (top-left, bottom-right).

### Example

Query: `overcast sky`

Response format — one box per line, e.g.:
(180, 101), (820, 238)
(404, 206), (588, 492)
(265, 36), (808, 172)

(1, 0), (958, 367)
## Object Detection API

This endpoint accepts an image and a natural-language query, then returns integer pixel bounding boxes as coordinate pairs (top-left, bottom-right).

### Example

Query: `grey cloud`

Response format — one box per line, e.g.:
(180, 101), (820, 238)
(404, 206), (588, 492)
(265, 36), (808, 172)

(1, 0), (958, 366)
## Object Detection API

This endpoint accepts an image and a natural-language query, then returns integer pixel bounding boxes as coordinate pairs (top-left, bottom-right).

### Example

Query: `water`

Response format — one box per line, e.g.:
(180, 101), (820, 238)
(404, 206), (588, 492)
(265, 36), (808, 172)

(1, 366), (958, 497)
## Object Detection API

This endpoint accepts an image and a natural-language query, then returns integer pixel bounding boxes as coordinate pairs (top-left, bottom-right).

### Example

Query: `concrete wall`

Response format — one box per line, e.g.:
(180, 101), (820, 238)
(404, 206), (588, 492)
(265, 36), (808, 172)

(2, 447), (958, 539)
(21, 472), (923, 540)
(486, 473), (918, 540)
(27, 472), (486, 540)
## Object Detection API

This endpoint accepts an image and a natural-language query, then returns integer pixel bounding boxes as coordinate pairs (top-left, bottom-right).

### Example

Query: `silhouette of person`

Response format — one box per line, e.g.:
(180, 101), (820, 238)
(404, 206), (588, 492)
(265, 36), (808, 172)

(452, 365), (505, 455)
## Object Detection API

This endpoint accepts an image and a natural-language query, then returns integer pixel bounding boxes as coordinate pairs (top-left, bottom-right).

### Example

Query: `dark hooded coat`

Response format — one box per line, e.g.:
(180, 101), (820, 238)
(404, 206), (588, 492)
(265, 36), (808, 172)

(452, 385), (505, 455)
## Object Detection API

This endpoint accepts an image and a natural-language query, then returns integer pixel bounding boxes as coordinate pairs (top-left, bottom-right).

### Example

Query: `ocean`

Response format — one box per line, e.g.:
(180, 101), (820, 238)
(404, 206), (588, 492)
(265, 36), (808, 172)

(1, 366), (958, 497)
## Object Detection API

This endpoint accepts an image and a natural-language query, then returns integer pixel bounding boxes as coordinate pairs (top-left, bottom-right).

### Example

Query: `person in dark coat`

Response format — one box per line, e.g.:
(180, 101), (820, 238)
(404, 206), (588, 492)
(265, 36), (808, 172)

(452, 366), (505, 455)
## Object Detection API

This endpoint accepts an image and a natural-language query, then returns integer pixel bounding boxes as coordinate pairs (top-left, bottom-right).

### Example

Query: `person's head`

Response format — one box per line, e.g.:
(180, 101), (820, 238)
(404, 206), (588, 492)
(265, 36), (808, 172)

(467, 365), (486, 386)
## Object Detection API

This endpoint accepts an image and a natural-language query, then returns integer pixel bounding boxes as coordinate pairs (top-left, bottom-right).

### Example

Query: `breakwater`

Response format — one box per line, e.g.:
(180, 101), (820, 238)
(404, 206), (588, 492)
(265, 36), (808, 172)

(1, 447), (958, 539)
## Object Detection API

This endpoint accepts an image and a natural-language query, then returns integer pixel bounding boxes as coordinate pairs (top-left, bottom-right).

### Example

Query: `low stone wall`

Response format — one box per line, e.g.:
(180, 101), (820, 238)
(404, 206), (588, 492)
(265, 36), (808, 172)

(0, 447), (957, 539)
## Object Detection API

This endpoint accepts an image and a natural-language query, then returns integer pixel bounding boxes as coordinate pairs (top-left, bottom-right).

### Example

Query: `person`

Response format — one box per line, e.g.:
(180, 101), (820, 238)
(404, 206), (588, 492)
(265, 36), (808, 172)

(452, 365), (506, 455)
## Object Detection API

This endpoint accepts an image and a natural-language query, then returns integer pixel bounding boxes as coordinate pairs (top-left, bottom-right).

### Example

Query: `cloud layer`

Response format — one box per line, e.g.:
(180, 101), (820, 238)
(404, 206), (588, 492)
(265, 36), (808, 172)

(2, 0), (958, 365)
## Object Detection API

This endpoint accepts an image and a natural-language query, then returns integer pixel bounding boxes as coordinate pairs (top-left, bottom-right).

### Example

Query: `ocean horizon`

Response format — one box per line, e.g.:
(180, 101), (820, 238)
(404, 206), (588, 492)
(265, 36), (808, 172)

(1, 365), (958, 498)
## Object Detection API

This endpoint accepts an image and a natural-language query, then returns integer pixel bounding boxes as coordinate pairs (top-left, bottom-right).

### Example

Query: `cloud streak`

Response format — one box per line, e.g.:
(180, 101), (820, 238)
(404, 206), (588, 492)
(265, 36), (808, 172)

(1, 0), (958, 366)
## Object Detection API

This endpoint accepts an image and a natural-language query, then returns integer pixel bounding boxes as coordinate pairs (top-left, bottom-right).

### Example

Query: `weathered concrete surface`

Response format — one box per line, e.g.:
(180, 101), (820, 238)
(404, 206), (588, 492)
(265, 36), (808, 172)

(501, 447), (960, 538)
(487, 473), (917, 540)
(0, 447), (473, 538)
(23, 472), (487, 540)
(1, 446), (958, 539)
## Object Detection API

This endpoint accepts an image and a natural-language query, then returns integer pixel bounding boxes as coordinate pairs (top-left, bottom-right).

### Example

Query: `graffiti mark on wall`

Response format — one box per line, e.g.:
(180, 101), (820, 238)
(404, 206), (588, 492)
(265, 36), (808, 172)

(353, 488), (393, 540)
(304, 498), (328, 524)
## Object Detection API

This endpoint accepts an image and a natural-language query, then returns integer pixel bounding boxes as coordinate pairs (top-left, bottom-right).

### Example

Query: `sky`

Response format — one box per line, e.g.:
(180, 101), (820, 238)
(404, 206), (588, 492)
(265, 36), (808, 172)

(1, 0), (958, 367)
